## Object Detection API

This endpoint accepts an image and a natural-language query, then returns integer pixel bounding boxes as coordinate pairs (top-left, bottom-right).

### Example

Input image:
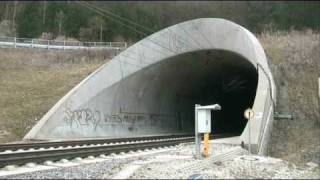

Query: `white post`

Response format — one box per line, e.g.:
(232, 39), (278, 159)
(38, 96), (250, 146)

(195, 104), (201, 158)
(63, 41), (65, 50)
(100, 23), (103, 42)
(318, 77), (320, 120)
(244, 108), (254, 154)
(248, 118), (251, 154)
(31, 39), (33, 48)
(47, 40), (49, 49)
(318, 77), (320, 99)
(14, 37), (16, 48)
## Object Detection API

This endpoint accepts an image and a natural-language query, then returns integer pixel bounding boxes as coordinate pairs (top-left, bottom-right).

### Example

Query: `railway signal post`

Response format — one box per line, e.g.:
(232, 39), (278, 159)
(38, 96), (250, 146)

(244, 108), (255, 154)
(195, 104), (221, 158)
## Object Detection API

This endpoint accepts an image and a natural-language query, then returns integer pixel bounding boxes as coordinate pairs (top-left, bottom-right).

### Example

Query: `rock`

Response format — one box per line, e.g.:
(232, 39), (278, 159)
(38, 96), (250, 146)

(25, 162), (37, 168)
(188, 173), (203, 179)
(3, 165), (16, 171)
(306, 162), (318, 169)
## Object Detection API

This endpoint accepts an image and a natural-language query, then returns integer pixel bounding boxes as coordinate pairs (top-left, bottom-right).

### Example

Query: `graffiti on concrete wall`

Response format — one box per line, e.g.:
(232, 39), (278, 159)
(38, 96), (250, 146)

(103, 112), (177, 126)
(64, 108), (181, 131)
(63, 108), (101, 130)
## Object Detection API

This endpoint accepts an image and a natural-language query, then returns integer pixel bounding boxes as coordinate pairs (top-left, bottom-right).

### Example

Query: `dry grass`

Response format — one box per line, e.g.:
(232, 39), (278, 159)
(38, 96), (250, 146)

(0, 48), (115, 143)
(258, 29), (320, 164)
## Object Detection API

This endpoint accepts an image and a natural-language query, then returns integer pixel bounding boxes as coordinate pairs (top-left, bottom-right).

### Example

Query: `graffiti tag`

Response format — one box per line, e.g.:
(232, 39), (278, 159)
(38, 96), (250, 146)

(64, 108), (101, 130)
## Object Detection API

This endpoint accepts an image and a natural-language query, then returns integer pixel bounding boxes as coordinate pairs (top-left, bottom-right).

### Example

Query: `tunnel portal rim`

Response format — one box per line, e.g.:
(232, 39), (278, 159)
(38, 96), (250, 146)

(24, 18), (275, 141)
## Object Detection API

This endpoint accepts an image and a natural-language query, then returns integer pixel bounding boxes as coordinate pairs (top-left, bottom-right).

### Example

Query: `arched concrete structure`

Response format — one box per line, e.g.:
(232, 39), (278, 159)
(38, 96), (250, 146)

(24, 18), (276, 154)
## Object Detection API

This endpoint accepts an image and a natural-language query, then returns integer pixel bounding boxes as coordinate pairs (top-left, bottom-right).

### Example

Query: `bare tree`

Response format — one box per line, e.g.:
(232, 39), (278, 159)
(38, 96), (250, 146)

(4, 1), (9, 20)
(12, 1), (17, 32)
(42, 1), (47, 25)
(100, 23), (103, 42)
(57, 10), (64, 36)
(88, 16), (105, 41)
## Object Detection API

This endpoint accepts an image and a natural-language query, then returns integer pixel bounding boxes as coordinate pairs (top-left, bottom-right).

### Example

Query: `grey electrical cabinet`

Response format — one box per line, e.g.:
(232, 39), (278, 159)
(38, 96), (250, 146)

(197, 109), (211, 133)
(196, 104), (221, 133)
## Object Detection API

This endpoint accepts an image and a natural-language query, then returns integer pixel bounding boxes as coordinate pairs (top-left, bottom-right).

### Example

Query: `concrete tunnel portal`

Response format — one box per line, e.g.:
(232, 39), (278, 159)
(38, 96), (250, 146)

(24, 18), (275, 154)
(115, 49), (258, 135)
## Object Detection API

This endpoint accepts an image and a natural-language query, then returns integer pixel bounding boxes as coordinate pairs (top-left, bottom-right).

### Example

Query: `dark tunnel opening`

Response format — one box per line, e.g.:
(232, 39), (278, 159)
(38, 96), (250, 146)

(113, 49), (259, 137)
(136, 49), (259, 136)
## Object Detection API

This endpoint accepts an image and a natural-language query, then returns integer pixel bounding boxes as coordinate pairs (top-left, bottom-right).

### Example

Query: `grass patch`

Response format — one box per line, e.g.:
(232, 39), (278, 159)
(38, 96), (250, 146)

(0, 48), (111, 143)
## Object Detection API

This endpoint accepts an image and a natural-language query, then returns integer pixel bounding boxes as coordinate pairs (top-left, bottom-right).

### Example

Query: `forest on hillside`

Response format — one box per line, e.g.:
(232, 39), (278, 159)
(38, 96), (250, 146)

(0, 1), (319, 42)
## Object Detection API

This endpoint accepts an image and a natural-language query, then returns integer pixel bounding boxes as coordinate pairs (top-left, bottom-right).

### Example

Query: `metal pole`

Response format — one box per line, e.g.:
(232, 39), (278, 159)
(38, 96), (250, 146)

(100, 24), (103, 42)
(248, 117), (251, 154)
(318, 77), (320, 99)
(318, 77), (320, 120)
(244, 108), (253, 154)
(195, 104), (201, 158)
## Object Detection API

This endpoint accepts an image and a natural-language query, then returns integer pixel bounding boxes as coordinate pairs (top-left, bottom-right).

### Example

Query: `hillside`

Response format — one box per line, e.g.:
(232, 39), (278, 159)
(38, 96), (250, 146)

(0, 1), (319, 42)
(0, 48), (115, 143)
(258, 30), (320, 165)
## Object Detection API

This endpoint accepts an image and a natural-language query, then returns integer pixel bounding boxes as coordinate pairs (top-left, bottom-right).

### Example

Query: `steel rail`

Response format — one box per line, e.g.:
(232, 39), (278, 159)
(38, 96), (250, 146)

(0, 137), (193, 168)
(0, 133), (237, 168)
(0, 134), (191, 152)
(0, 133), (236, 152)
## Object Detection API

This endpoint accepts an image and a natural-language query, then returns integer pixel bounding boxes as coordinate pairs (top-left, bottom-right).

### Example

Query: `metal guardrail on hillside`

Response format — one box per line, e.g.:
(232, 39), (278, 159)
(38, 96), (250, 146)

(0, 37), (127, 50)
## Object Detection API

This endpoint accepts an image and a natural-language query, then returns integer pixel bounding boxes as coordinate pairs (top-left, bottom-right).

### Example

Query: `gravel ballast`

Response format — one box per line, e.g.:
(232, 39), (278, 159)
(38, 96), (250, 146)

(2, 142), (319, 179)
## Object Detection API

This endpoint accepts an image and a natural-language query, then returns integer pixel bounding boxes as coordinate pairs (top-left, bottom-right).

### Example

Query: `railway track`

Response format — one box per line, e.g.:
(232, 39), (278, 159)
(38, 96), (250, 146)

(0, 133), (236, 169)
(0, 135), (193, 168)
(0, 134), (192, 152)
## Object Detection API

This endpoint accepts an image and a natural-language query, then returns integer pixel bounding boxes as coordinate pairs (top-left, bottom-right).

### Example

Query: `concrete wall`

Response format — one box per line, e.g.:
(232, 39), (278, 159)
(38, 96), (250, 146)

(24, 18), (276, 154)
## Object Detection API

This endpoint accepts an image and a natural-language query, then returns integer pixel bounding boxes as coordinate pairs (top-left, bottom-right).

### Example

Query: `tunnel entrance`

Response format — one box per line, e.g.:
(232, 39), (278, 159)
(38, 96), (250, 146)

(117, 49), (258, 136)
(25, 18), (274, 143)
